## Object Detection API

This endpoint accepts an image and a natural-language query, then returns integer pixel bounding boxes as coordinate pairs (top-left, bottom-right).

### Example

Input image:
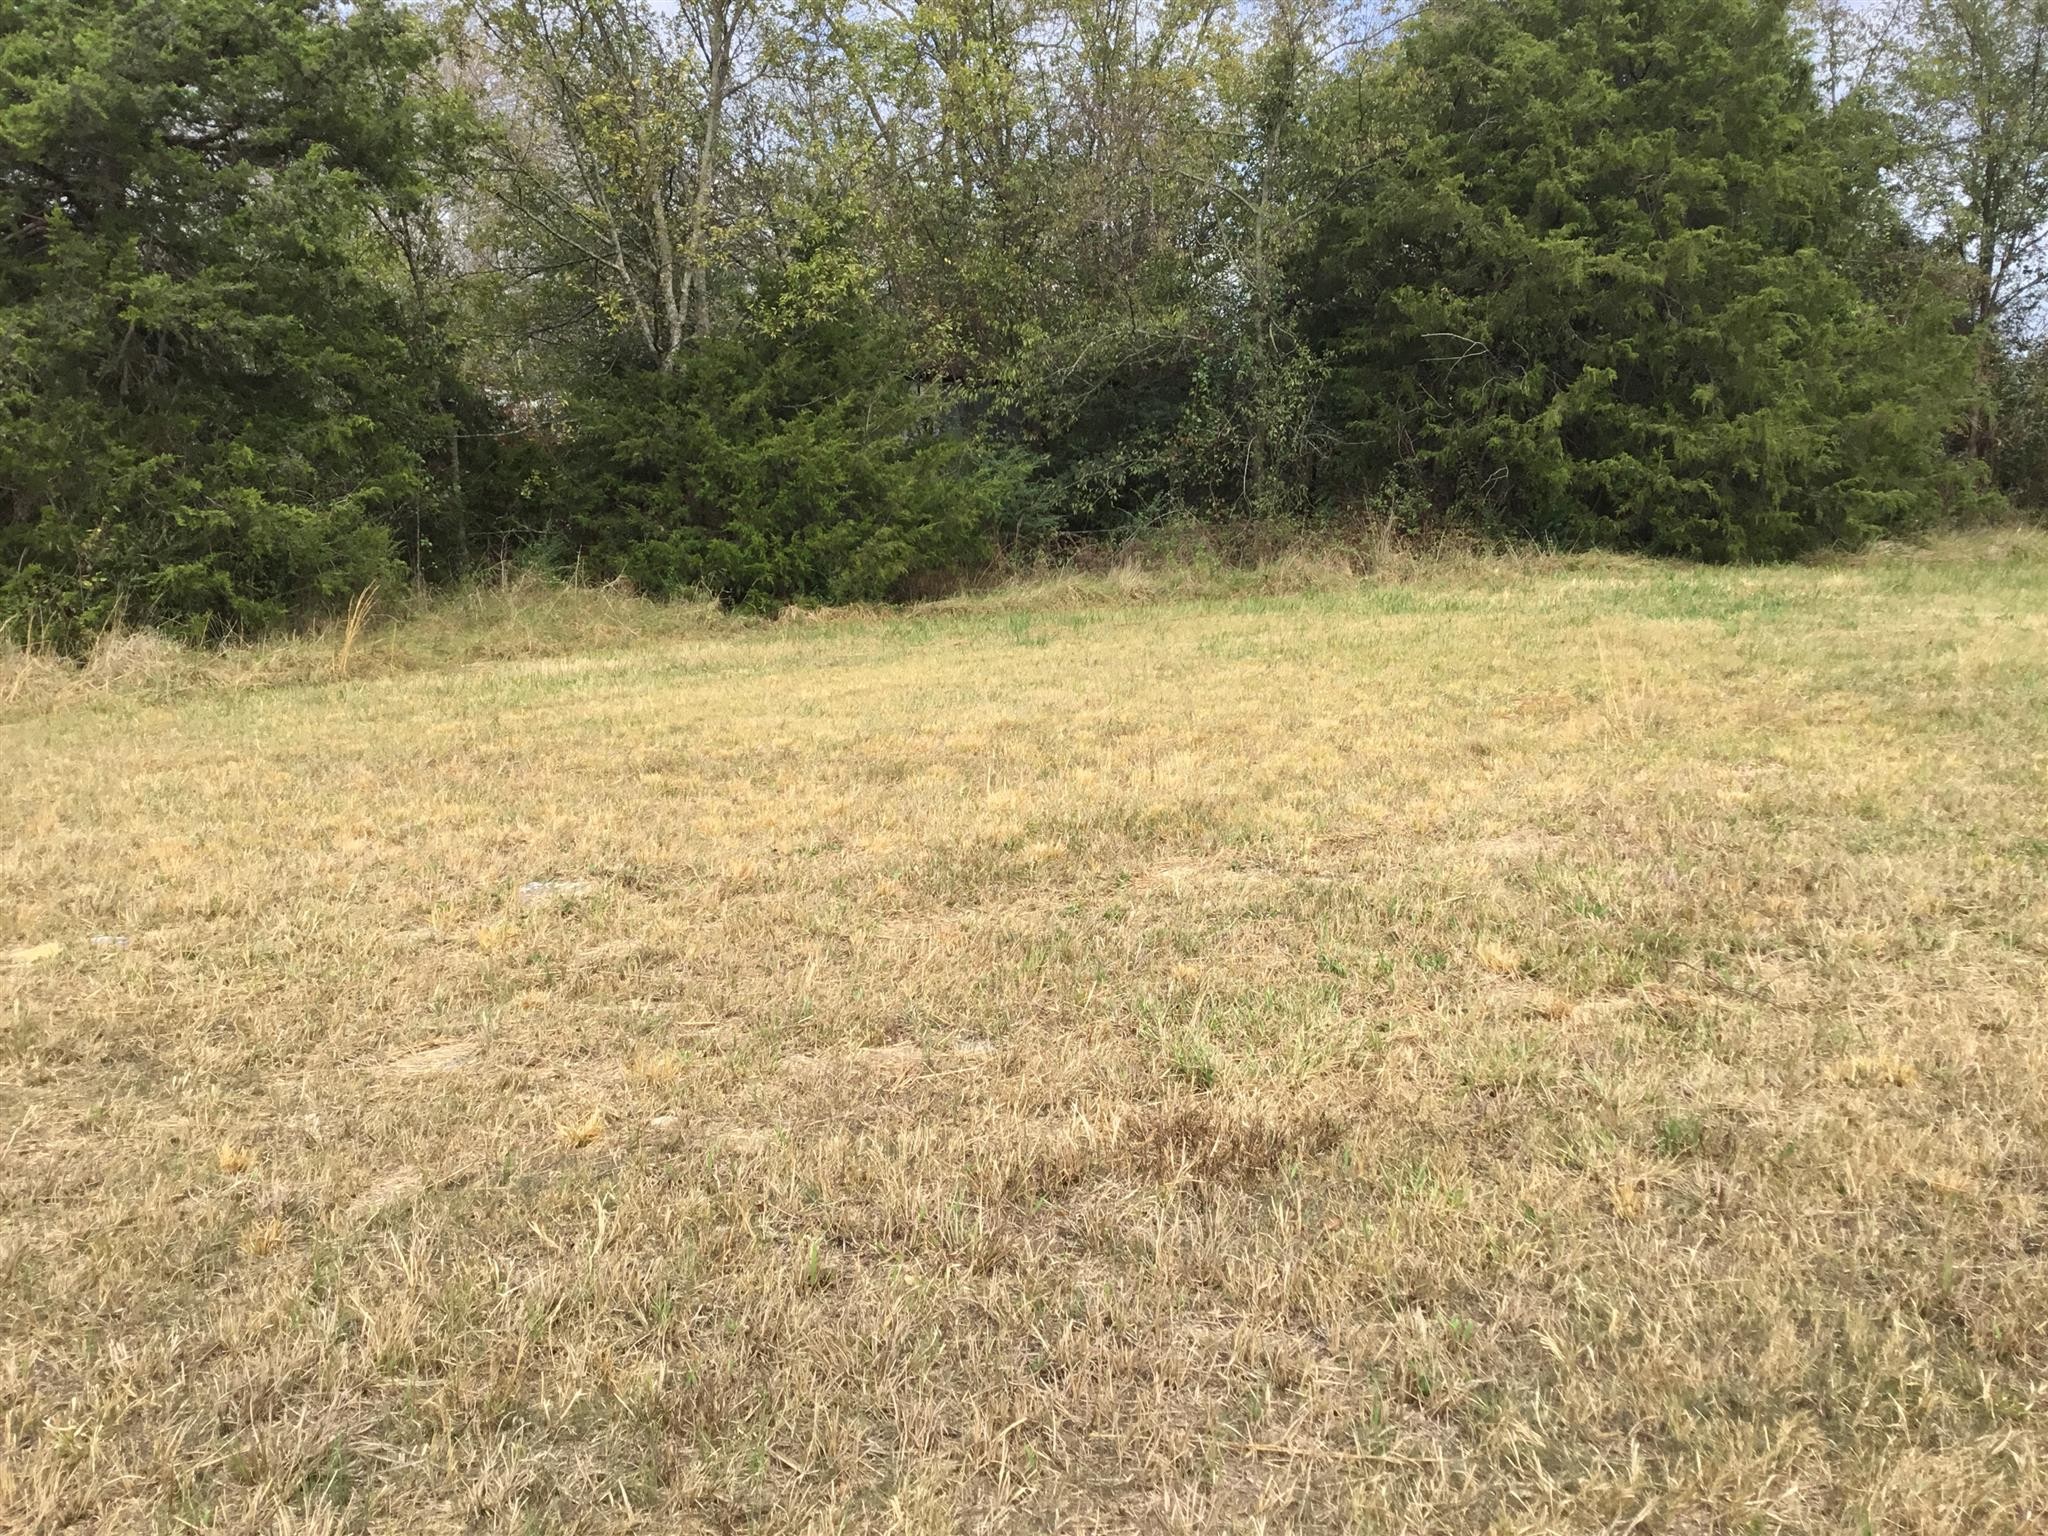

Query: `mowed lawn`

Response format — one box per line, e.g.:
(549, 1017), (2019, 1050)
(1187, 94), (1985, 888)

(4, 536), (2047, 1533)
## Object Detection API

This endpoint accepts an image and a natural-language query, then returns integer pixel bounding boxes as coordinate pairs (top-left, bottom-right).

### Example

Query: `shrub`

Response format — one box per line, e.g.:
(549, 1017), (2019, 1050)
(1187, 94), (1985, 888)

(554, 309), (1031, 609)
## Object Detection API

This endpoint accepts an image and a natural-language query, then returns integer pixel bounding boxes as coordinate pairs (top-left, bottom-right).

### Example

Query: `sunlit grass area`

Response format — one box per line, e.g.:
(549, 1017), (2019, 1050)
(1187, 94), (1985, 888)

(5, 532), (2046, 1531)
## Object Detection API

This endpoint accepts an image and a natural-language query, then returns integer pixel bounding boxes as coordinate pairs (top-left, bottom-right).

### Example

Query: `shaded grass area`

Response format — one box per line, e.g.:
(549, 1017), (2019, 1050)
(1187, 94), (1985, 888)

(4, 532), (2046, 1531)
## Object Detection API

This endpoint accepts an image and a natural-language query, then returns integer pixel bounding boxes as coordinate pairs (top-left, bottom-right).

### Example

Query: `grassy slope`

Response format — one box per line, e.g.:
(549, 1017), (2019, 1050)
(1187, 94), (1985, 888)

(4, 534), (2046, 1532)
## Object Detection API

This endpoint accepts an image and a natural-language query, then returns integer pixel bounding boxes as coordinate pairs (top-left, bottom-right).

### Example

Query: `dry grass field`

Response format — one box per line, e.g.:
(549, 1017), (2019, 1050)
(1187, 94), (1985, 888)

(4, 533), (2047, 1533)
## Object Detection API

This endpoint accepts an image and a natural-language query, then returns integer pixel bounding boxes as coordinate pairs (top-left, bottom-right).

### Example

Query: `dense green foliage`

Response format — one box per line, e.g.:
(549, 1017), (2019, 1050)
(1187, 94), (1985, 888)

(0, 0), (463, 645)
(1302, 0), (1969, 557)
(550, 300), (1027, 608)
(3, 0), (2042, 646)
(1993, 340), (2048, 506)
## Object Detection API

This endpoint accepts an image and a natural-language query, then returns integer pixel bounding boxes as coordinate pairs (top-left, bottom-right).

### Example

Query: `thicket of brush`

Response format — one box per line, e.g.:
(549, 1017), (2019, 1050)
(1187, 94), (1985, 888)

(5, 0), (2047, 649)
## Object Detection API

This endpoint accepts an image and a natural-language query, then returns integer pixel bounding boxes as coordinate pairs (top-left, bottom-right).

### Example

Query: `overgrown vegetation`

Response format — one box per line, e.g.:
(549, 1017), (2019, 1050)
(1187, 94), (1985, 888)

(1300, 0), (1974, 557)
(6, 0), (2048, 644)
(5, 533), (2045, 1527)
(0, 0), (463, 647)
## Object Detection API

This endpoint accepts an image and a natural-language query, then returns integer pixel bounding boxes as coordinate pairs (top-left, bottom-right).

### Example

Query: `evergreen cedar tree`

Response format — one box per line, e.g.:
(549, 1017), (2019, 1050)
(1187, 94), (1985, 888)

(553, 280), (1030, 611)
(0, 0), (1989, 645)
(0, 0), (450, 646)
(1298, 0), (1971, 559)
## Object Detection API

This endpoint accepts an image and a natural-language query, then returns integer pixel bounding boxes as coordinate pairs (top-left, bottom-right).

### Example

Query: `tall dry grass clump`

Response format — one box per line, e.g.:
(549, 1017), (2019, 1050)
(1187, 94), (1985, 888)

(332, 583), (380, 678)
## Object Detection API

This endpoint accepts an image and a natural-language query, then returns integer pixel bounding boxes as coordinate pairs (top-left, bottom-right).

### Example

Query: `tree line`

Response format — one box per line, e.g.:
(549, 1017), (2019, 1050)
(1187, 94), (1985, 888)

(4, 0), (2045, 645)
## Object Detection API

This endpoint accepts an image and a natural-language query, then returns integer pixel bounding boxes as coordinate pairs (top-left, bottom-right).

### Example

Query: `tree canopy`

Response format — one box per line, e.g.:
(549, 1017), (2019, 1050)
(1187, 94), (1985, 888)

(2, 0), (2039, 644)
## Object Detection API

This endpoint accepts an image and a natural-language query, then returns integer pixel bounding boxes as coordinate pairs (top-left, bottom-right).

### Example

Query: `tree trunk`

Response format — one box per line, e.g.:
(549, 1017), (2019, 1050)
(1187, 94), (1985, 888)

(649, 173), (688, 369)
(683, 0), (735, 339)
